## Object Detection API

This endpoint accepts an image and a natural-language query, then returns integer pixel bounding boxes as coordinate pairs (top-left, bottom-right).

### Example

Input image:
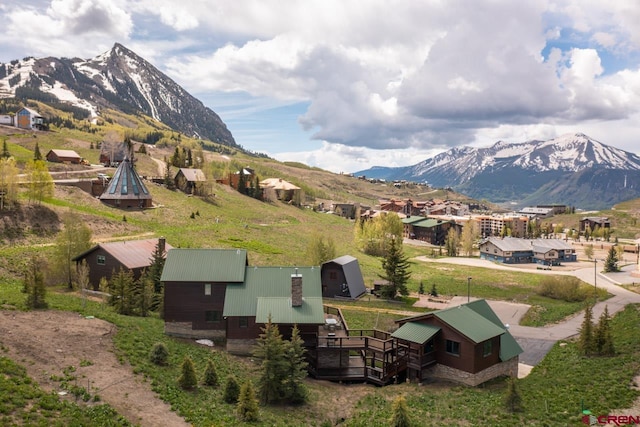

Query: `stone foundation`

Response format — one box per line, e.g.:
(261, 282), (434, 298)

(164, 322), (225, 340)
(424, 357), (519, 386)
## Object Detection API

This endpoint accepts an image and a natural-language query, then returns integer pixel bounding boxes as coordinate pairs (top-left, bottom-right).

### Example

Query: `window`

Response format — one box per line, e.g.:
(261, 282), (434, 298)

(97, 255), (105, 265)
(239, 317), (249, 328)
(483, 340), (492, 357)
(205, 311), (221, 323)
(204, 283), (211, 296)
(329, 271), (337, 280)
(445, 339), (460, 356)
(424, 339), (434, 354)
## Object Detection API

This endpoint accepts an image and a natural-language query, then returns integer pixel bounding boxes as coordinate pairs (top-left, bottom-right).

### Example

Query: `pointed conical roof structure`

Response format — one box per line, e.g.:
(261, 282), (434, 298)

(99, 156), (153, 208)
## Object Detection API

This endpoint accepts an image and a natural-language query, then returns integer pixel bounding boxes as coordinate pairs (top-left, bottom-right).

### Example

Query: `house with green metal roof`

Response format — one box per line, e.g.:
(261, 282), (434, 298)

(223, 266), (324, 354)
(162, 249), (324, 354)
(402, 217), (458, 245)
(162, 248), (248, 340)
(393, 299), (522, 386)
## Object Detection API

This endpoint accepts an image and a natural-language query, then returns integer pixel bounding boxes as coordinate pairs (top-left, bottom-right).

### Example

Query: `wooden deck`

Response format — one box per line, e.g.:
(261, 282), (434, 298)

(308, 306), (409, 385)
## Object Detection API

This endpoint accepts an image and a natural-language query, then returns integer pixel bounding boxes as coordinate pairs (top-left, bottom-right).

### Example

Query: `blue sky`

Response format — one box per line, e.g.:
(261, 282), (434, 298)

(2, 1), (640, 173)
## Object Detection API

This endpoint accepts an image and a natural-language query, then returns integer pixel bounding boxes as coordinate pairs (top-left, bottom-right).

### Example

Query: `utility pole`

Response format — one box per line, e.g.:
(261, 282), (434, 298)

(467, 277), (472, 303)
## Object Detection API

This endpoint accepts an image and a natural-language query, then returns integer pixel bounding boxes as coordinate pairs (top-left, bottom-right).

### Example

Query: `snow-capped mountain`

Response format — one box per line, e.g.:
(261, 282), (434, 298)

(356, 133), (640, 209)
(0, 43), (236, 147)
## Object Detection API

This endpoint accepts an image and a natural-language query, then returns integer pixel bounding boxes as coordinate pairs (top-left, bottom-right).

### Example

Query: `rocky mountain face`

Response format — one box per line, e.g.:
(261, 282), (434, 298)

(0, 43), (236, 147)
(356, 133), (640, 210)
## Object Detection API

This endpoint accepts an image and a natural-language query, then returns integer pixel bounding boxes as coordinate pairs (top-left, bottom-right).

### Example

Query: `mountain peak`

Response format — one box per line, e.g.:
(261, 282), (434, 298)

(0, 44), (237, 147)
(354, 134), (640, 209)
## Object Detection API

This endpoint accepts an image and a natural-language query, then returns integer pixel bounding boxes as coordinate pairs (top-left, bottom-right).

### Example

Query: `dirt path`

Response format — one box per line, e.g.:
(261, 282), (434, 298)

(0, 310), (189, 427)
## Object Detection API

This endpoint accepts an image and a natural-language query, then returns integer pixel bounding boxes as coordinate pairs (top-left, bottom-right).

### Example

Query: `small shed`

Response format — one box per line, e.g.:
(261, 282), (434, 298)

(321, 255), (367, 299)
(46, 149), (82, 164)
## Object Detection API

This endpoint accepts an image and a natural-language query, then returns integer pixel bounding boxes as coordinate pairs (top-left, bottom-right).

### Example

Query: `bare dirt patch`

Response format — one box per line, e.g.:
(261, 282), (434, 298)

(0, 310), (189, 427)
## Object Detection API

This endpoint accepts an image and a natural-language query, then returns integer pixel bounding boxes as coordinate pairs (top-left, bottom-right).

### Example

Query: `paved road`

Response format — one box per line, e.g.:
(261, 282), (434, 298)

(415, 256), (640, 366)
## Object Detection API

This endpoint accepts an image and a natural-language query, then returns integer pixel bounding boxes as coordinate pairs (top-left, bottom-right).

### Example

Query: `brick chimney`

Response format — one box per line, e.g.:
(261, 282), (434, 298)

(291, 271), (303, 307)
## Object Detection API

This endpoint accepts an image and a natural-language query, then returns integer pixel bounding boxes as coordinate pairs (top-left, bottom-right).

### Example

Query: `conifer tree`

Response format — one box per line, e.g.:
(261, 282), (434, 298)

(224, 376), (241, 403)
(33, 142), (42, 160)
(178, 356), (198, 390)
(390, 395), (412, 427)
(203, 359), (219, 386)
(149, 342), (169, 366)
(595, 305), (615, 356)
(132, 273), (154, 317)
(1, 139), (10, 158)
(253, 316), (287, 403)
(282, 325), (308, 404)
(108, 268), (135, 315)
(578, 304), (595, 356)
(237, 380), (260, 422)
(24, 256), (48, 309)
(504, 377), (523, 413)
(603, 246), (619, 272)
(379, 236), (411, 299)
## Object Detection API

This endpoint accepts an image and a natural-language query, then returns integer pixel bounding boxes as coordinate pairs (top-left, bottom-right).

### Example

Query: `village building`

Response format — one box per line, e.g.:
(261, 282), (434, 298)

(320, 255), (367, 299)
(99, 141), (129, 166)
(45, 149), (83, 164)
(15, 107), (44, 130)
(260, 178), (301, 202)
(73, 237), (170, 291)
(479, 237), (577, 265)
(174, 168), (206, 194)
(99, 157), (153, 208)
(402, 217), (458, 245)
(579, 216), (611, 233)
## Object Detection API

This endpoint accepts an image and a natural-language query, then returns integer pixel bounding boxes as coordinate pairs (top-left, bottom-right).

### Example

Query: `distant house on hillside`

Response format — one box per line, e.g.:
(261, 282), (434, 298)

(260, 178), (301, 202)
(174, 168), (206, 194)
(15, 107), (44, 130)
(100, 141), (129, 166)
(73, 237), (171, 291)
(321, 255), (367, 299)
(579, 217), (611, 233)
(46, 149), (82, 164)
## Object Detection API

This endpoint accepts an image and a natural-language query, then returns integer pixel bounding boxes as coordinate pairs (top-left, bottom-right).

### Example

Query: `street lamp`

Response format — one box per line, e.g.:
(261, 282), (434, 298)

(593, 259), (597, 301)
(467, 277), (472, 303)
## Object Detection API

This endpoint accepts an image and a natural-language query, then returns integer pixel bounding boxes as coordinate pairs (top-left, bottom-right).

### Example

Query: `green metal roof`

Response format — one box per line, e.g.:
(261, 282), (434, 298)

(434, 306), (506, 344)
(464, 300), (523, 361)
(402, 217), (452, 229)
(255, 297), (324, 324)
(160, 248), (247, 282)
(223, 266), (322, 317)
(391, 322), (440, 344)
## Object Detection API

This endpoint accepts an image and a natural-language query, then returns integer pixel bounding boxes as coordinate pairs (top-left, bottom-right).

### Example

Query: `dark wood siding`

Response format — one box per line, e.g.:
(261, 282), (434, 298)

(79, 248), (143, 291)
(320, 263), (347, 298)
(226, 316), (261, 339)
(164, 282), (227, 332)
